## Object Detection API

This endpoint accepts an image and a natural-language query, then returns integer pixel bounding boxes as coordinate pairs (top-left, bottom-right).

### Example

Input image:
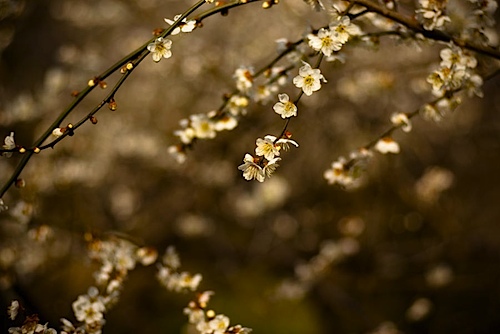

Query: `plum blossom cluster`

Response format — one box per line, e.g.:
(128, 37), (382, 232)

(157, 246), (202, 292)
(276, 217), (365, 299)
(59, 237), (158, 334)
(89, 236), (158, 290)
(238, 134), (298, 182)
(423, 44), (483, 121)
(307, 16), (362, 58)
(292, 61), (327, 96)
(169, 65), (290, 163)
(323, 148), (373, 188)
(164, 14), (197, 35)
(183, 292), (252, 334)
(465, 0), (498, 45)
(427, 44), (482, 97)
(156, 246), (252, 334)
(7, 313), (57, 334)
(416, 0), (451, 31)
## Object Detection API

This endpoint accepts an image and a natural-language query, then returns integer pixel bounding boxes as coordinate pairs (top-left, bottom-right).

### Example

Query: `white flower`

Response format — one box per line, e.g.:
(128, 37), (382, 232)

(307, 28), (343, 56)
(238, 154), (265, 182)
(52, 128), (64, 138)
(253, 83), (279, 104)
(275, 137), (299, 151)
(293, 62), (326, 96)
(234, 67), (254, 92)
(213, 115), (238, 131)
(324, 158), (352, 186)
(208, 314), (230, 334)
(147, 37), (172, 62)
(421, 103), (443, 122)
(7, 300), (19, 320)
(72, 295), (105, 324)
(163, 246), (181, 269)
(178, 272), (202, 291)
(2, 132), (15, 157)
(227, 95), (249, 116)
(374, 137), (400, 154)
(174, 126), (196, 145)
(255, 136), (280, 160)
(184, 308), (205, 324)
(168, 145), (187, 164)
(164, 15), (197, 35)
(440, 47), (477, 70)
(190, 114), (216, 139)
(273, 93), (298, 118)
(263, 157), (281, 178)
(329, 16), (362, 44)
(416, 0), (450, 30)
(390, 113), (412, 132)
(136, 247), (158, 266)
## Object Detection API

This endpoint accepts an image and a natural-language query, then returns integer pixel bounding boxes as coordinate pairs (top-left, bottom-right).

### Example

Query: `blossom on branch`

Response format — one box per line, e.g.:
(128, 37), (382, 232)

(390, 113), (412, 132)
(416, 0), (451, 30)
(2, 132), (15, 157)
(255, 136), (281, 160)
(293, 61), (326, 96)
(164, 15), (197, 35)
(147, 37), (173, 62)
(273, 93), (297, 118)
(374, 137), (400, 154)
(238, 154), (266, 182)
(307, 27), (343, 57)
(329, 16), (362, 44)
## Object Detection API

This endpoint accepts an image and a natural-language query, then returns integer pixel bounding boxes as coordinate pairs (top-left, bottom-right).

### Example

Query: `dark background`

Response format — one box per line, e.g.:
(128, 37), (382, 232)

(1, 0), (500, 333)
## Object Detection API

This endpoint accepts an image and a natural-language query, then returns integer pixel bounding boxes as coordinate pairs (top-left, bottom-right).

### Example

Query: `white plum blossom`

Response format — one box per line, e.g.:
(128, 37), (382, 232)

(374, 137), (400, 154)
(2, 132), (15, 157)
(72, 294), (106, 324)
(263, 157), (281, 178)
(207, 314), (230, 334)
(329, 16), (362, 44)
(52, 127), (64, 138)
(234, 67), (254, 92)
(168, 145), (187, 164)
(273, 93), (298, 118)
(269, 135), (299, 151)
(307, 27), (343, 57)
(147, 37), (172, 62)
(184, 307), (205, 324)
(440, 47), (477, 70)
(427, 46), (482, 97)
(238, 154), (265, 182)
(255, 136), (280, 160)
(416, 0), (451, 30)
(293, 62), (326, 96)
(324, 158), (354, 187)
(164, 15), (197, 35)
(190, 114), (216, 139)
(213, 115), (238, 131)
(390, 113), (412, 132)
(7, 300), (19, 320)
(227, 95), (249, 116)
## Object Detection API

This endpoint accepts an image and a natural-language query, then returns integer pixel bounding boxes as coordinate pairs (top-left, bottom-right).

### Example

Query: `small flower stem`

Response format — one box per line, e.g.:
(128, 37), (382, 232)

(276, 54), (324, 141)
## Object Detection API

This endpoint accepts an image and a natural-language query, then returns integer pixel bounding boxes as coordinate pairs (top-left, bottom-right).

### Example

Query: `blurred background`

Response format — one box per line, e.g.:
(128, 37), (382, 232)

(1, 0), (500, 333)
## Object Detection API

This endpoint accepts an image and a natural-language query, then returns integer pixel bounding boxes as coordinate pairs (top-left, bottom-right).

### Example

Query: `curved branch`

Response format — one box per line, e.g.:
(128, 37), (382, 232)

(351, 0), (500, 59)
